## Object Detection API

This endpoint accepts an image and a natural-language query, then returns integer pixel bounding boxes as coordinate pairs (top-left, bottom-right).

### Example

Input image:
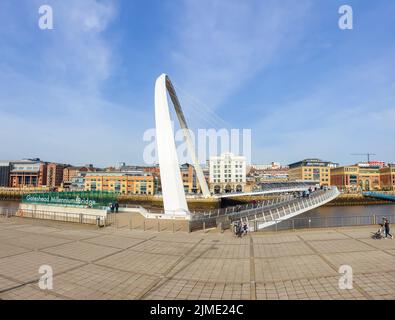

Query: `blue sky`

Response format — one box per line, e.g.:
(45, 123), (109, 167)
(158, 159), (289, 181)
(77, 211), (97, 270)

(0, 0), (394, 167)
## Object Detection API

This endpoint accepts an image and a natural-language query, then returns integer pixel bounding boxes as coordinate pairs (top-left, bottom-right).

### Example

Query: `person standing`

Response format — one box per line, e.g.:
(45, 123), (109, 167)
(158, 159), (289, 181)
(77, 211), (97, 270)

(384, 219), (393, 239)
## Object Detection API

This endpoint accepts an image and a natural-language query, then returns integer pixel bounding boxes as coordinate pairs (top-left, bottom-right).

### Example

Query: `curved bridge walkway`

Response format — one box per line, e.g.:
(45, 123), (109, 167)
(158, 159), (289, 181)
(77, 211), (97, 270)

(243, 187), (340, 231)
(190, 187), (340, 232)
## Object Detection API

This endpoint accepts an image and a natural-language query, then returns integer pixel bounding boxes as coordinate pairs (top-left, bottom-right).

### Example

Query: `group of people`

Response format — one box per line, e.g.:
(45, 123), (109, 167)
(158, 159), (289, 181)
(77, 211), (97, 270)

(233, 221), (248, 237)
(109, 202), (119, 213)
(375, 217), (393, 239)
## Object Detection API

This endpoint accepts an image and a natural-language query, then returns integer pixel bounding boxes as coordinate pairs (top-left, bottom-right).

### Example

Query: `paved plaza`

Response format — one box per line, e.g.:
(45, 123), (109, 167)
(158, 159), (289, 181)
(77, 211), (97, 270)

(0, 217), (394, 300)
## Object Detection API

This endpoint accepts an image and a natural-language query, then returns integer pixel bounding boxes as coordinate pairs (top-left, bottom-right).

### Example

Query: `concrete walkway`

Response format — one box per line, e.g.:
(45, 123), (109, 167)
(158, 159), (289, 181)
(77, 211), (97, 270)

(0, 217), (394, 300)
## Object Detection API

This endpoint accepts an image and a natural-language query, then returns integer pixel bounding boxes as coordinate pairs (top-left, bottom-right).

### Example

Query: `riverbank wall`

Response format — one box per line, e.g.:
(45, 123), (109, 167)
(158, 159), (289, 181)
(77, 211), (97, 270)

(326, 193), (393, 206)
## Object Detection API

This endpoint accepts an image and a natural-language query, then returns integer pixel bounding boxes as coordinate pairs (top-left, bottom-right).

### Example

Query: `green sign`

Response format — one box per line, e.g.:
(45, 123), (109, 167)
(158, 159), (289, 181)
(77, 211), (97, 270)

(22, 191), (118, 208)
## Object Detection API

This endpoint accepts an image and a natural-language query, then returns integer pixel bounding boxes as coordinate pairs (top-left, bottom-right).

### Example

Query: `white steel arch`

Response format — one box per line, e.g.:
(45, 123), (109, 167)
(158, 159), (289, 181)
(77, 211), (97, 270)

(155, 74), (210, 216)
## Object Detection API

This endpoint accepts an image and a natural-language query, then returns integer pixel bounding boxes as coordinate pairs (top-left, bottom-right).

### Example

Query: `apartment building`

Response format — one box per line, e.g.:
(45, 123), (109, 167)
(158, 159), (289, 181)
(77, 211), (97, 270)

(288, 159), (337, 186)
(84, 171), (157, 195)
(209, 153), (246, 194)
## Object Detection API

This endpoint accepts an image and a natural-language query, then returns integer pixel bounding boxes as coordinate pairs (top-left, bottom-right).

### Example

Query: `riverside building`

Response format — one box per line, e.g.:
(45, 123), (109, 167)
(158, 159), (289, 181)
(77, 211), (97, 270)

(288, 158), (338, 186)
(330, 162), (386, 191)
(209, 153), (246, 194)
(380, 164), (395, 191)
(9, 159), (48, 188)
(84, 171), (157, 195)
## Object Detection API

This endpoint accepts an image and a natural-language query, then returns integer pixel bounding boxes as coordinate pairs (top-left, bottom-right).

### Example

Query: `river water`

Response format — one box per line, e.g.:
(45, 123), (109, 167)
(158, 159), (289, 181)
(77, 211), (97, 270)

(1, 200), (394, 218)
(299, 204), (395, 219)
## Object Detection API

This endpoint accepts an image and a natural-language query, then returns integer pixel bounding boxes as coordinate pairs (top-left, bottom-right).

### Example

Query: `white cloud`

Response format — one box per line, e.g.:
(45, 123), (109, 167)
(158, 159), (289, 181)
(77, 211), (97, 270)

(0, 0), (151, 166)
(169, 0), (312, 109)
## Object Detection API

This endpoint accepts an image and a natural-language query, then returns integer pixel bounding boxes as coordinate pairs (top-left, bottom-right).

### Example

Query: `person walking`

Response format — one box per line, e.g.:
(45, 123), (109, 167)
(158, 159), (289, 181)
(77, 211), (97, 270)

(384, 219), (393, 239)
(243, 222), (248, 235)
(236, 221), (243, 238)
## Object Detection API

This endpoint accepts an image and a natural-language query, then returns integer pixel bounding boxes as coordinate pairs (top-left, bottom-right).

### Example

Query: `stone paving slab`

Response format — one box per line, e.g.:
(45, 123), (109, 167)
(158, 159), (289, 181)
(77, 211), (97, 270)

(255, 277), (366, 300)
(354, 271), (395, 300)
(337, 227), (378, 239)
(0, 223), (34, 230)
(253, 241), (314, 258)
(43, 242), (121, 262)
(0, 229), (28, 241)
(152, 232), (204, 244)
(82, 234), (146, 249)
(11, 225), (61, 235)
(168, 257), (250, 283)
(0, 284), (62, 300)
(188, 244), (250, 259)
(2, 233), (73, 250)
(200, 236), (250, 245)
(307, 239), (375, 254)
(0, 275), (21, 292)
(95, 249), (182, 275)
(0, 242), (31, 258)
(50, 264), (158, 300)
(323, 251), (395, 274)
(252, 234), (301, 244)
(98, 228), (156, 239)
(254, 255), (337, 282)
(358, 238), (395, 250)
(144, 279), (251, 300)
(48, 229), (102, 241)
(131, 240), (197, 256)
(0, 251), (85, 283)
(297, 231), (349, 241)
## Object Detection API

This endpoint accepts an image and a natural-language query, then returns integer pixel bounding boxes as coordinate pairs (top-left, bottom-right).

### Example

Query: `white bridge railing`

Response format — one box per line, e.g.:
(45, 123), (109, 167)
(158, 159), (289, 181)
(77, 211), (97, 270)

(244, 187), (340, 231)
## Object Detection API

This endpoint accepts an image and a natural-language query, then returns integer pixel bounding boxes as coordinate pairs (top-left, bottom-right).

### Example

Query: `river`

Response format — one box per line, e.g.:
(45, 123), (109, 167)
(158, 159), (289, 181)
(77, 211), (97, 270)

(299, 204), (395, 219)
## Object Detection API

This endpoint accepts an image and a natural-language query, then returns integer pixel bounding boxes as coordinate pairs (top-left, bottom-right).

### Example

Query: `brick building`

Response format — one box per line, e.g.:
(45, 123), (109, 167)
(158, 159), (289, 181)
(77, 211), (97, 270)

(380, 164), (395, 190)
(9, 159), (48, 188)
(46, 163), (69, 188)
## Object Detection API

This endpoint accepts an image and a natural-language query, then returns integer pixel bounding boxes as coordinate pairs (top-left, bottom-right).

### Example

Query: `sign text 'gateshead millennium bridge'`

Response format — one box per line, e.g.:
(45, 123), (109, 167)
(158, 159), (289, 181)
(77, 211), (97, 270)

(22, 191), (118, 208)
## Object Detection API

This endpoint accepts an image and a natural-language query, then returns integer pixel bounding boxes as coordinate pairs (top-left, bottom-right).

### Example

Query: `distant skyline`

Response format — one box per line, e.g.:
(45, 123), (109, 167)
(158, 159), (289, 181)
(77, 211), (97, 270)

(0, 0), (394, 167)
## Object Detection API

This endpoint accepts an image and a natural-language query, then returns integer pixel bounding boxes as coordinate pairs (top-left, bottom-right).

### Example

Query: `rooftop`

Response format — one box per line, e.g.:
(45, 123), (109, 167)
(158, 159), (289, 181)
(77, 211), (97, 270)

(85, 171), (153, 177)
(288, 159), (339, 168)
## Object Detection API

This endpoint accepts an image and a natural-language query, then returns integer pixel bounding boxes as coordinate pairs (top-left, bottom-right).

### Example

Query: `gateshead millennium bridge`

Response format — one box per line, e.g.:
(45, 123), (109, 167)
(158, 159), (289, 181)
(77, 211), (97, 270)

(154, 74), (340, 231)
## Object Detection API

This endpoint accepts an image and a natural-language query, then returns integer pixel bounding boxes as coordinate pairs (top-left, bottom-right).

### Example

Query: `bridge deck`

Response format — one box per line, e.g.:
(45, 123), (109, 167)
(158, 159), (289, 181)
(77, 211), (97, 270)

(363, 192), (395, 202)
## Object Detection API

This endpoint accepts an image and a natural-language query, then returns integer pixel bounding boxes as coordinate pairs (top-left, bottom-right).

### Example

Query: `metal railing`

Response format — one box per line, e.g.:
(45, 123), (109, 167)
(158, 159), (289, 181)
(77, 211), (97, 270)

(252, 214), (395, 232)
(245, 187), (340, 230)
(189, 187), (340, 232)
(0, 207), (112, 227)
